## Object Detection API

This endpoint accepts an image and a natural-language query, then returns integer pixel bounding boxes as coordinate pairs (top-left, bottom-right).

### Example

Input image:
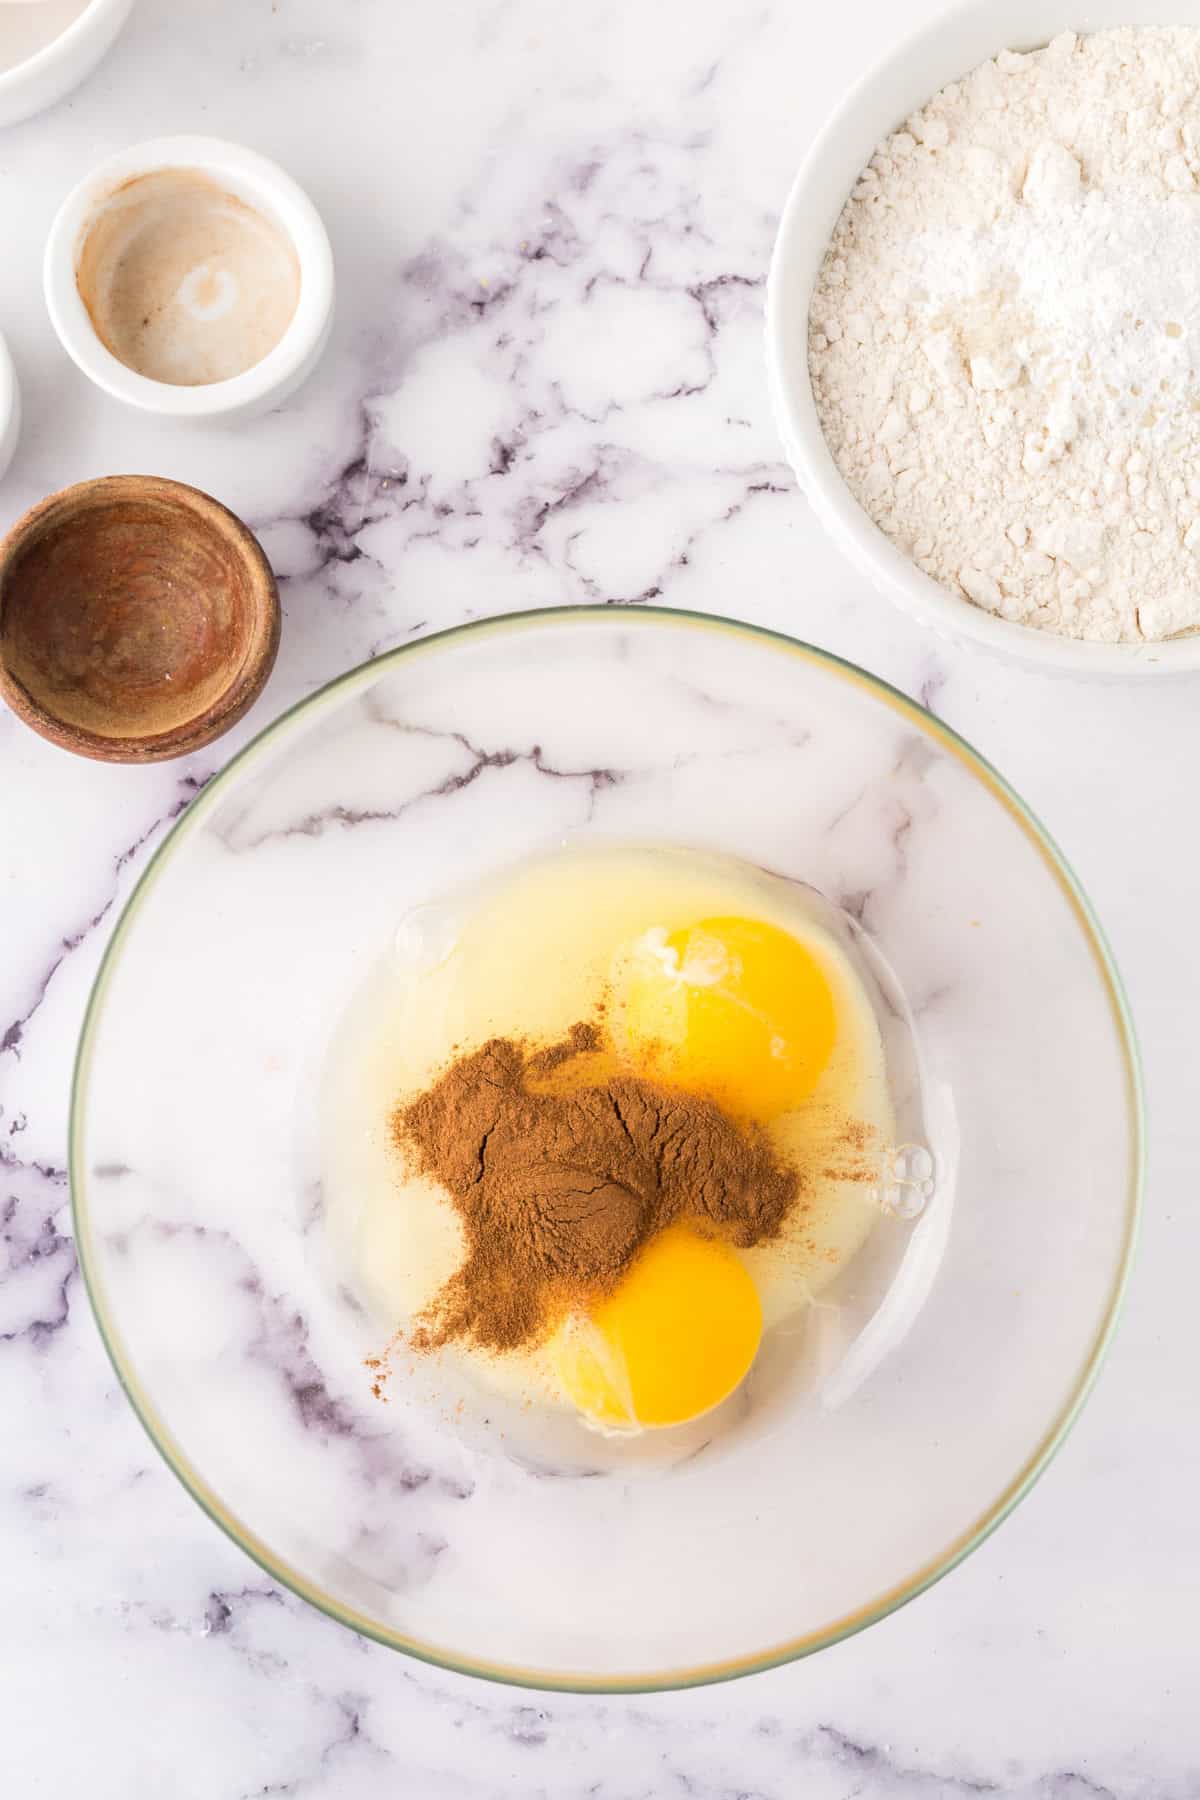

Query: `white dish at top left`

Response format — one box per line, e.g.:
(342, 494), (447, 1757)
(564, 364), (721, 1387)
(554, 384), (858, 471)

(0, 0), (135, 129)
(44, 135), (335, 421)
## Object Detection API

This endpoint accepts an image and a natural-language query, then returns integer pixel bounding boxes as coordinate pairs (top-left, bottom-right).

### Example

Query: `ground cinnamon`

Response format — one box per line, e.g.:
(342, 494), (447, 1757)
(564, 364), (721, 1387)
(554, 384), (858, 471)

(391, 1020), (807, 1355)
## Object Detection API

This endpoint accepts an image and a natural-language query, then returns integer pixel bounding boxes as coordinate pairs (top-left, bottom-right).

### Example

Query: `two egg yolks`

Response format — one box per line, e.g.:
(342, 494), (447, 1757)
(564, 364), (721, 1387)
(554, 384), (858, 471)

(555, 915), (838, 1431)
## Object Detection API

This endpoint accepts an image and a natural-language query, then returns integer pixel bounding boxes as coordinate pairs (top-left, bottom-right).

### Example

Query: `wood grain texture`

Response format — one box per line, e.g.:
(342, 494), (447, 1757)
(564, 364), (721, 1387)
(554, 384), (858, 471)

(0, 474), (279, 762)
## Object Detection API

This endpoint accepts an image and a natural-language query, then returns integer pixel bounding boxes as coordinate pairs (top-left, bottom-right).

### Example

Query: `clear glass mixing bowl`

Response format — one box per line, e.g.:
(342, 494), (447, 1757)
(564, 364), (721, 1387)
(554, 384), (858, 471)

(71, 608), (1142, 1690)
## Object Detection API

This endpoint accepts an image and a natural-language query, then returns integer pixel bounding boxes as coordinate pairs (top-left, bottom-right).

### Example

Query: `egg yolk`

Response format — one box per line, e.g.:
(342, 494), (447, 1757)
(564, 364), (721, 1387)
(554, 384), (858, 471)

(552, 1226), (763, 1430)
(616, 914), (837, 1122)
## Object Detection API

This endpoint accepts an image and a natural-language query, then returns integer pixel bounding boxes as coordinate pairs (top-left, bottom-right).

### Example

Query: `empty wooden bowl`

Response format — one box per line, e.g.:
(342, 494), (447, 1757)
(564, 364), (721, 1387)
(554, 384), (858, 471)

(0, 475), (280, 763)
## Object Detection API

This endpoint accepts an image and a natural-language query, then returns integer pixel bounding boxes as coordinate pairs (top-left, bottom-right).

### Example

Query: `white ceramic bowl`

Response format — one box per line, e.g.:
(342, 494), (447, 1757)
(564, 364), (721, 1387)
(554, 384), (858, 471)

(0, 0), (134, 130)
(44, 134), (335, 421)
(766, 0), (1200, 677)
(0, 328), (18, 482)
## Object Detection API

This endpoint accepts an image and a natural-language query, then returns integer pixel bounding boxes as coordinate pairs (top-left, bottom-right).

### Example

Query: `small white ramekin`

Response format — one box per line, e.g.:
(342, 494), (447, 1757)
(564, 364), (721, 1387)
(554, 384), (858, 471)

(44, 134), (335, 422)
(0, 0), (134, 130)
(0, 328), (20, 483)
(767, 0), (1200, 677)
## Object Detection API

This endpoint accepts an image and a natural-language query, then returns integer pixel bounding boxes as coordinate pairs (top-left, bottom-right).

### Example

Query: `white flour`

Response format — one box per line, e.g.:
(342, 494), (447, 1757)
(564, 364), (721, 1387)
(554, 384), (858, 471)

(809, 28), (1200, 642)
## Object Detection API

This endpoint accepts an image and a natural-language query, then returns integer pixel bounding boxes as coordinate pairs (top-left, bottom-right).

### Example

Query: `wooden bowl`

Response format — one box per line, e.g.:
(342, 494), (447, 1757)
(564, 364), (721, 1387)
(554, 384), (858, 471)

(0, 475), (280, 763)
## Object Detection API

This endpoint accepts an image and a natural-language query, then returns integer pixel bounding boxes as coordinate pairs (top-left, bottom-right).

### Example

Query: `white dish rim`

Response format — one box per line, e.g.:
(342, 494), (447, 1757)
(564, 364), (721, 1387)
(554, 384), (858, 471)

(0, 0), (136, 127)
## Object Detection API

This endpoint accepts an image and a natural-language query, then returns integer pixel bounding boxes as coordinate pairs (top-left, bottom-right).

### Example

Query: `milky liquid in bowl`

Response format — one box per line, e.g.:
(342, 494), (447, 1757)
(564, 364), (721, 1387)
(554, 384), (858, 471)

(76, 169), (301, 387)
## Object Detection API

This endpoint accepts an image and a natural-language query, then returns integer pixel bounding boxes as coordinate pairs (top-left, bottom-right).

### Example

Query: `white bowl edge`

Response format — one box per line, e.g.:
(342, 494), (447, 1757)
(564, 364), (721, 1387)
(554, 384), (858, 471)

(0, 0), (135, 130)
(765, 0), (1200, 678)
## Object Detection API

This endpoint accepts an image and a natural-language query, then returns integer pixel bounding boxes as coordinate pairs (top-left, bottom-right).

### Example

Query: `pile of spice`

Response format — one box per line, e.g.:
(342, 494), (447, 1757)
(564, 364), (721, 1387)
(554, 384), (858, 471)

(390, 1019), (867, 1356)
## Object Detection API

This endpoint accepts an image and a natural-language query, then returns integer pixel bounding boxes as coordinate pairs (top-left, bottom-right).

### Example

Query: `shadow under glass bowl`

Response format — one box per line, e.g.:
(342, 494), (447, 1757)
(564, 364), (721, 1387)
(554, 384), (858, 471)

(70, 606), (1142, 1691)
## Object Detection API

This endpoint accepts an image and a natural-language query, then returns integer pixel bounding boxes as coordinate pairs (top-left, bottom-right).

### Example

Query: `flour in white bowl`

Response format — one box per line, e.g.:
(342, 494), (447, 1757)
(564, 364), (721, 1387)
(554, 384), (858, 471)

(809, 28), (1200, 643)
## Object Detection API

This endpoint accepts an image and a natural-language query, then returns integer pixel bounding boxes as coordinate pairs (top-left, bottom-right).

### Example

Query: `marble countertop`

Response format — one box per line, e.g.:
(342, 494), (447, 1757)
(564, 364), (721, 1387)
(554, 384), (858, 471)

(0, 1), (1191, 1793)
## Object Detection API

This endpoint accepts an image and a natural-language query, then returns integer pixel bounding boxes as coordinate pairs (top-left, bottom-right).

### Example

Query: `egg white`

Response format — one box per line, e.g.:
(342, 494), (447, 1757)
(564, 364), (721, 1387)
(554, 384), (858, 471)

(320, 843), (896, 1419)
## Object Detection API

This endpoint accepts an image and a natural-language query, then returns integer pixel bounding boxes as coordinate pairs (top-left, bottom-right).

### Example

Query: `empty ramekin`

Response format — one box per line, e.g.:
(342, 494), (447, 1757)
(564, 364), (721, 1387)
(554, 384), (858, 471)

(766, 0), (1200, 677)
(0, 0), (135, 130)
(44, 135), (335, 421)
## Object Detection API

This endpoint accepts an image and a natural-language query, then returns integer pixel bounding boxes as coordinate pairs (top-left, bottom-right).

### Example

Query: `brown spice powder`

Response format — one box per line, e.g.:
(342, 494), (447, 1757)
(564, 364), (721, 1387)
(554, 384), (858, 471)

(391, 1020), (811, 1355)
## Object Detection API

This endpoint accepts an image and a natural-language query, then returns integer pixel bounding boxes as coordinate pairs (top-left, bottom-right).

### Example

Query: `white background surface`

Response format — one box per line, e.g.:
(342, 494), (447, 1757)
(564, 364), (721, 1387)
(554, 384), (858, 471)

(0, 1), (1190, 1793)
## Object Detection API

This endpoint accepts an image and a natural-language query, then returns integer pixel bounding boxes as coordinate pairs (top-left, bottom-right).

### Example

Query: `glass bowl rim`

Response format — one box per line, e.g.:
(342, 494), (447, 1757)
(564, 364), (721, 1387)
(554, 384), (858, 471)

(68, 603), (1145, 1693)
